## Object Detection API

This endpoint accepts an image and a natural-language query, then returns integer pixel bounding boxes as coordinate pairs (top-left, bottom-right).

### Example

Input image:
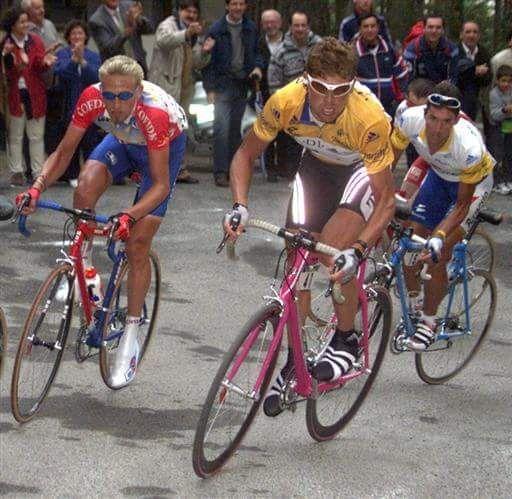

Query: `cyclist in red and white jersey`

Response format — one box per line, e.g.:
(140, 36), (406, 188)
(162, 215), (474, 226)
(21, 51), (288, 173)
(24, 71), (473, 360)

(16, 55), (187, 388)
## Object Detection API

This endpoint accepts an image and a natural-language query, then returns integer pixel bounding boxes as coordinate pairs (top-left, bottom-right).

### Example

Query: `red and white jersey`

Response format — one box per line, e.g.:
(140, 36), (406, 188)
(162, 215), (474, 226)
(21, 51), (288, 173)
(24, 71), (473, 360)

(71, 80), (187, 150)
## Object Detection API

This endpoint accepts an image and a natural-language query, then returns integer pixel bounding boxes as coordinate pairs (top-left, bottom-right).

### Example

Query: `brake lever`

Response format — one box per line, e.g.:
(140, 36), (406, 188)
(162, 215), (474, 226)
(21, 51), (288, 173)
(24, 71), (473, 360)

(11, 194), (30, 223)
(216, 233), (230, 254)
(325, 254), (346, 304)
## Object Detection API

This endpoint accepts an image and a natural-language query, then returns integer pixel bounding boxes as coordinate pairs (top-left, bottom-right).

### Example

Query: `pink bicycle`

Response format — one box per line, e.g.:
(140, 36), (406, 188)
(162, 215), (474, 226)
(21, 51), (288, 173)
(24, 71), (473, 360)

(192, 219), (392, 477)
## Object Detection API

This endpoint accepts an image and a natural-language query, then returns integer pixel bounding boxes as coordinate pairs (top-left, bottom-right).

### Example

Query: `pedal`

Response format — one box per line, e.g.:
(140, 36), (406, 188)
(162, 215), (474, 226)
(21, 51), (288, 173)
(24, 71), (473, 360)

(390, 331), (409, 354)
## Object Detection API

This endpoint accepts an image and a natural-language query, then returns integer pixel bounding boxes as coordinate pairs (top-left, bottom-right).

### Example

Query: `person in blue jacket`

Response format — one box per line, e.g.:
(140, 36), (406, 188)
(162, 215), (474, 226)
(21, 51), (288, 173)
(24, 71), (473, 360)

(202, 0), (263, 187)
(55, 19), (102, 186)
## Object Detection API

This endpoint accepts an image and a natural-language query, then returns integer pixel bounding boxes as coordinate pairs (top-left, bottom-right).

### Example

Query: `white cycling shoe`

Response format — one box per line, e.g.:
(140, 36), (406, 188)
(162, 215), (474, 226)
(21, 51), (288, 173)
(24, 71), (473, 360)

(405, 319), (436, 351)
(108, 324), (140, 389)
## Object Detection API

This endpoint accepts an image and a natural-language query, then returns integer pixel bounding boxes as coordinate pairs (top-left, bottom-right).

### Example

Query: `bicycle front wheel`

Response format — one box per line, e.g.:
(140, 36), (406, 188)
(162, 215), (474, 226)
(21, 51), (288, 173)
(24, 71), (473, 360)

(466, 227), (495, 274)
(99, 250), (160, 389)
(415, 268), (496, 384)
(306, 285), (392, 441)
(11, 264), (74, 423)
(193, 302), (282, 478)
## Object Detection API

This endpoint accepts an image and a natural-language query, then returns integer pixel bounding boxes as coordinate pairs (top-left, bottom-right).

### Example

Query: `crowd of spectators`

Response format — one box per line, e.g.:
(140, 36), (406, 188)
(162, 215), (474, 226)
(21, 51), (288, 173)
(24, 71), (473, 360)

(0, 0), (511, 193)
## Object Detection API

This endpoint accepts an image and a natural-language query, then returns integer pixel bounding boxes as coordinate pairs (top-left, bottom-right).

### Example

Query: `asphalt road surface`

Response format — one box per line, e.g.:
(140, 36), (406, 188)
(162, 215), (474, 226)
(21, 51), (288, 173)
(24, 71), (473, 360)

(0, 168), (511, 497)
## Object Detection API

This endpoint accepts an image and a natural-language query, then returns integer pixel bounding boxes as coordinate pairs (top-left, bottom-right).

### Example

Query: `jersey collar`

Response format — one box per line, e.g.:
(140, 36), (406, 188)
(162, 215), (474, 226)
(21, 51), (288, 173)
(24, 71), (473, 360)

(419, 126), (454, 153)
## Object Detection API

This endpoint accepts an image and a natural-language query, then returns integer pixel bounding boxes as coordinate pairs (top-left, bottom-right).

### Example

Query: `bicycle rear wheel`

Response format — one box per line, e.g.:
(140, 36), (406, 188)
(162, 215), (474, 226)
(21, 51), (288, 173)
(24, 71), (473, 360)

(305, 285), (391, 441)
(193, 302), (282, 478)
(99, 250), (160, 389)
(415, 268), (496, 384)
(11, 264), (74, 423)
(466, 227), (495, 274)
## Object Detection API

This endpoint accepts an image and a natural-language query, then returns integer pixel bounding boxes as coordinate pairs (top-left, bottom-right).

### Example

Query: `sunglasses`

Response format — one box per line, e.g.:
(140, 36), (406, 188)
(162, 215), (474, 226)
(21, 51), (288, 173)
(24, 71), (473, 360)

(427, 93), (461, 110)
(306, 74), (355, 97)
(101, 90), (136, 101)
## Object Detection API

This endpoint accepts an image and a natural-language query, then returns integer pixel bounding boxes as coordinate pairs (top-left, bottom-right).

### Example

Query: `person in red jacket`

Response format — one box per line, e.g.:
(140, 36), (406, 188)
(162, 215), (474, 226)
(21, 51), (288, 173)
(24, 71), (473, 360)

(1, 6), (55, 186)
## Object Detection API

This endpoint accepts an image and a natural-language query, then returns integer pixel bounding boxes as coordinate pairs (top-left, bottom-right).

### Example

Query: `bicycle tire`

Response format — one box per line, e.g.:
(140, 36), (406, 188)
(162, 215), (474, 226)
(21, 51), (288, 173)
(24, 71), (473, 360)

(305, 285), (392, 441)
(415, 268), (496, 385)
(11, 264), (74, 423)
(99, 250), (160, 389)
(467, 227), (495, 274)
(192, 302), (282, 478)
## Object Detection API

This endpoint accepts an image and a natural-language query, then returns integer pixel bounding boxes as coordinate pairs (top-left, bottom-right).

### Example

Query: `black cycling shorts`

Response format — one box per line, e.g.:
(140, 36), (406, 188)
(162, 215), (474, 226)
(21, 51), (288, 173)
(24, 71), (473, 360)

(285, 151), (375, 233)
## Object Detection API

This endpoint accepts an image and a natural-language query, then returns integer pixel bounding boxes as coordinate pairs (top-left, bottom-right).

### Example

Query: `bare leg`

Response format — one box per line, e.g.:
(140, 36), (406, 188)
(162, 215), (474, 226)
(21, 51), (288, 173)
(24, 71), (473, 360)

(318, 208), (366, 331)
(125, 215), (161, 317)
(73, 160), (111, 210)
(423, 227), (463, 316)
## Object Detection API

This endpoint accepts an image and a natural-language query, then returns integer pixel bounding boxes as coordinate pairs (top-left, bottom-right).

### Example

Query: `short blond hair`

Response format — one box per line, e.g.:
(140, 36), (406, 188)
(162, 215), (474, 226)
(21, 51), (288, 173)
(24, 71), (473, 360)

(99, 55), (144, 85)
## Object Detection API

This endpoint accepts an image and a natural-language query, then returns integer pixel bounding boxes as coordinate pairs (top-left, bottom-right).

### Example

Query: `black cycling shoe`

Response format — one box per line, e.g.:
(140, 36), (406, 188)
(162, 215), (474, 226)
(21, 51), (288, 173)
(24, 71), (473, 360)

(263, 362), (293, 417)
(311, 330), (360, 382)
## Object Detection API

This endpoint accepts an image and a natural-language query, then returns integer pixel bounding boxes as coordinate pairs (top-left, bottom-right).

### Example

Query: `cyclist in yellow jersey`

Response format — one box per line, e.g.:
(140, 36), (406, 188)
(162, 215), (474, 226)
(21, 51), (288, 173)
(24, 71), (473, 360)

(390, 82), (494, 351)
(223, 38), (395, 416)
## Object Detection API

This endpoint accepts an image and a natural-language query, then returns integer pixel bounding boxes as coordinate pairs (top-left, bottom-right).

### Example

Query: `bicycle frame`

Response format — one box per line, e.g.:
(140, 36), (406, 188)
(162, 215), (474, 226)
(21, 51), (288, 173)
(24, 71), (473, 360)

(18, 199), (128, 349)
(390, 233), (471, 342)
(227, 247), (371, 402)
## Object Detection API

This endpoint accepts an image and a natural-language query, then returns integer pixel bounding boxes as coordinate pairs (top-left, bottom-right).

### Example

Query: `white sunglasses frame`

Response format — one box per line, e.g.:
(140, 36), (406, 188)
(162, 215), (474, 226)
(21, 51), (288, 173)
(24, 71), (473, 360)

(306, 74), (355, 97)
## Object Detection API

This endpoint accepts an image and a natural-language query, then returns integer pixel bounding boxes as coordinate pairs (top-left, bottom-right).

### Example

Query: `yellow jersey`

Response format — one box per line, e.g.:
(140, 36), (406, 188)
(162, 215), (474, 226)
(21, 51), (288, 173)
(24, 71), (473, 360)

(252, 78), (394, 175)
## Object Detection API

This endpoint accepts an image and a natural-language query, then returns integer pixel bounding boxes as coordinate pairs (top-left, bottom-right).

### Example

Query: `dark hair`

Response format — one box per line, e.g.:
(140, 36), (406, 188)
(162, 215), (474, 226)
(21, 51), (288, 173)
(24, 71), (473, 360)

(1, 6), (26, 34)
(306, 37), (358, 80)
(179, 0), (200, 11)
(290, 11), (309, 25)
(461, 20), (479, 32)
(496, 64), (512, 80)
(432, 81), (461, 100)
(407, 78), (435, 99)
(357, 12), (379, 27)
(64, 19), (89, 45)
(424, 13), (444, 27)
(225, 0), (246, 4)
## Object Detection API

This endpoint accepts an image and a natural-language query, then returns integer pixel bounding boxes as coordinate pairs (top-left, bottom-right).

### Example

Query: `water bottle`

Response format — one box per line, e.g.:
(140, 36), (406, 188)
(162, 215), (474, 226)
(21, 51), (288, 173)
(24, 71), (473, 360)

(85, 267), (103, 307)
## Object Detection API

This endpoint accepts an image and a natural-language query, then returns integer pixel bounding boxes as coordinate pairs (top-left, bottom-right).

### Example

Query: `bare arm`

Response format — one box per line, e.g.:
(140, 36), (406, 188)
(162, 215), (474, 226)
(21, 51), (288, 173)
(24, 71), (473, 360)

(126, 147), (170, 221)
(434, 181), (476, 237)
(230, 129), (270, 206)
(39, 124), (86, 188)
(225, 129), (270, 238)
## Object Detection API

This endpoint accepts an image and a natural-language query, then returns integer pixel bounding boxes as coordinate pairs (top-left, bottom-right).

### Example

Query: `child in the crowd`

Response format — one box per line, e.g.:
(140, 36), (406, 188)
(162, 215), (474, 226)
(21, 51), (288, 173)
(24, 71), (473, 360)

(489, 64), (512, 195)
(394, 78), (435, 169)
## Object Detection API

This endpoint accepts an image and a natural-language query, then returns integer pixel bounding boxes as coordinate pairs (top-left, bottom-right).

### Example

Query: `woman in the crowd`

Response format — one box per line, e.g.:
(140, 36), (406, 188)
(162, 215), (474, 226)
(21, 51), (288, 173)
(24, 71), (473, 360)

(1, 6), (54, 186)
(54, 19), (102, 187)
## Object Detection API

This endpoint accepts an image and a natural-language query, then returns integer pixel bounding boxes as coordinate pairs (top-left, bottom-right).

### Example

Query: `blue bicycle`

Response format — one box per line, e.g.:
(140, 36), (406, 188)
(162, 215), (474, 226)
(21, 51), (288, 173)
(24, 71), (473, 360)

(367, 205), (500, 384)
(10, 199), (160, 423)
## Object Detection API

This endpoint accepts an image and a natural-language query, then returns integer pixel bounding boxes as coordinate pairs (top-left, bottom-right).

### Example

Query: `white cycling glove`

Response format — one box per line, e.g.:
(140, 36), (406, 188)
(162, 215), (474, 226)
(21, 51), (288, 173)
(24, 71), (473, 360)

(224, 203), (249, 230)
(426, 236), (444, 261)
(334, 247), (361, 284)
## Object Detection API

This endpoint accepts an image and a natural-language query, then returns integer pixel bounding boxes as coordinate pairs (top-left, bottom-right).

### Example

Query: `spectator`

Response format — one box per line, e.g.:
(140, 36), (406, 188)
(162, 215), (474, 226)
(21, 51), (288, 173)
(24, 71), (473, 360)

(88, 0), (153, 76)
(54, 20), (102, 187)
(338, 0), (391, 44)
(268, 11), (321, 179)
(489, 64), (512, 195)
(456, 21), (491, 120)
(1, 6), (54, 186)
(149, 0), (213, 185)
(202, 0), (262, 188)
(403, 14), (459, 84)
(256, 8), (283, 182)
(491, 30), (512, 81)
(394, 77), (434, 168)
(21, 0), (60, 174)
(354, 13), (408, 115)
(21, 0), (60, 52)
